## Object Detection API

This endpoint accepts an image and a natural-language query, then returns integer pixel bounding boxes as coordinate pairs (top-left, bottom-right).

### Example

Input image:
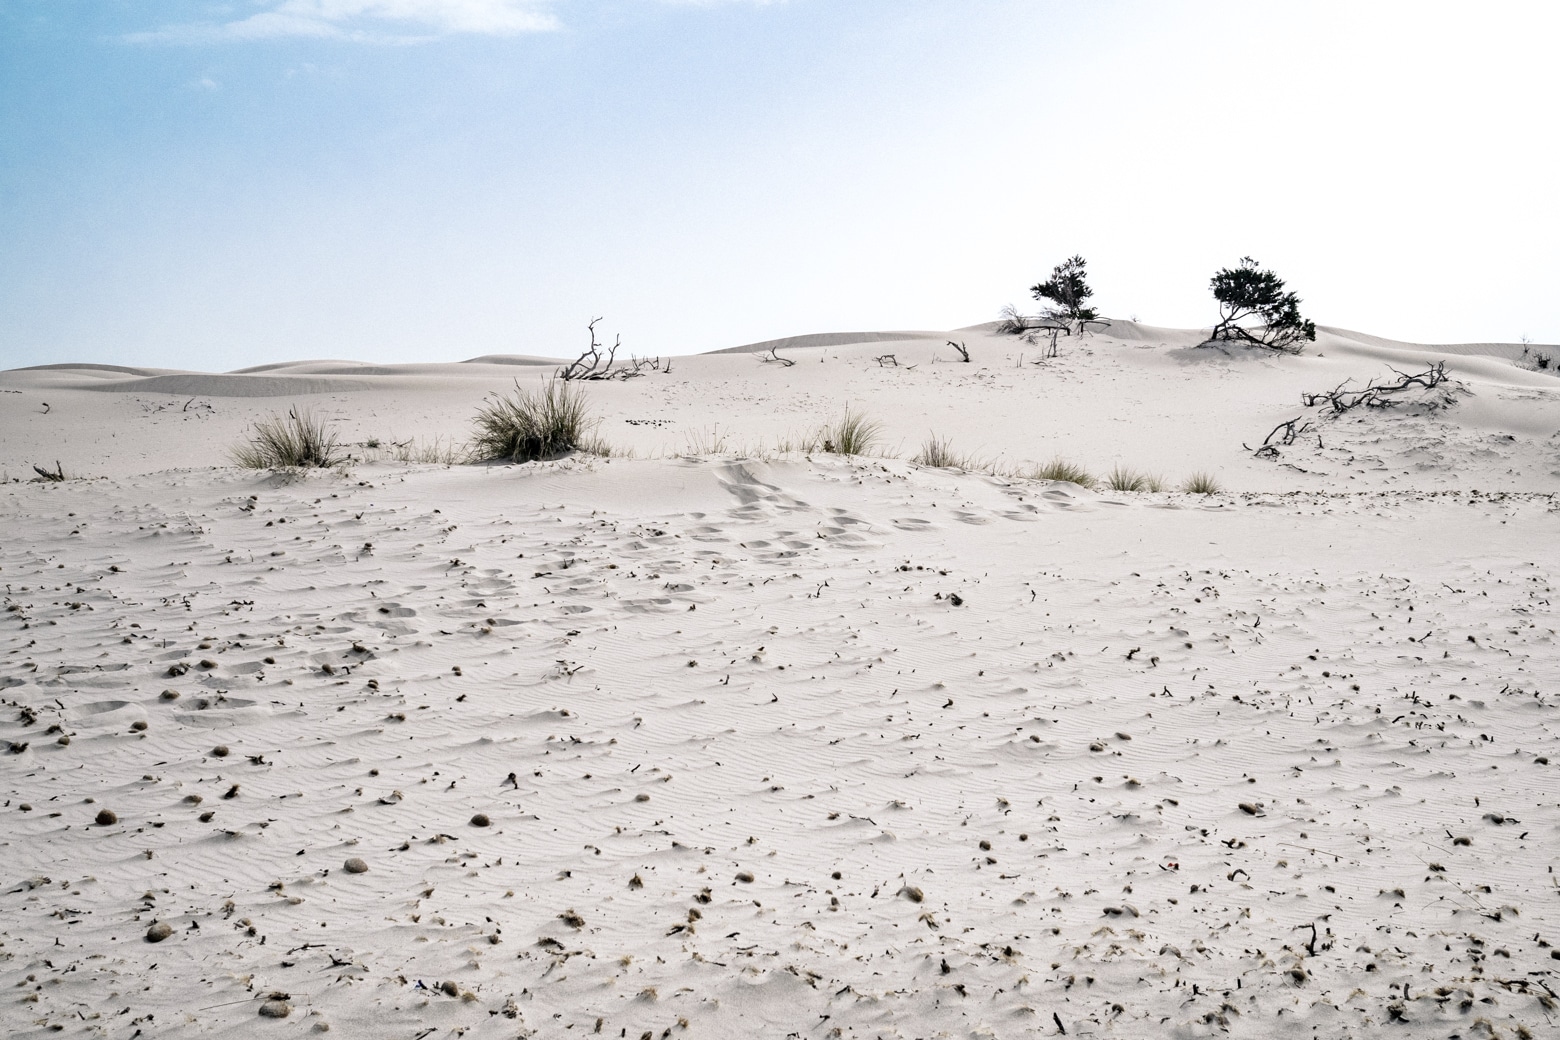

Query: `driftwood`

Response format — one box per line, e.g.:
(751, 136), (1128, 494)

(947, 341), (971, 363)
(559, 318), (636, 380)
(756, 346), (795, 367)
(1244, 417), (1314, 458)
(629, 354), (668, 374)
(1300, 362), (1461, 413)
(32, 461), (65, 482)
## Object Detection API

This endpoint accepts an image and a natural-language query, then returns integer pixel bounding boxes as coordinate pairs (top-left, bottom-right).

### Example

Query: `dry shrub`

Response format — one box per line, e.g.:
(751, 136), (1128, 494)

(471, 378), (594, 463)
(233, 408), (343, 469)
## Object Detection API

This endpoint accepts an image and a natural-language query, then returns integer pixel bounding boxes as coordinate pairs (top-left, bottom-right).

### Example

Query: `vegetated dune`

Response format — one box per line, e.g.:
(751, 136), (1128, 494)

(1, 322), (1558, 1039)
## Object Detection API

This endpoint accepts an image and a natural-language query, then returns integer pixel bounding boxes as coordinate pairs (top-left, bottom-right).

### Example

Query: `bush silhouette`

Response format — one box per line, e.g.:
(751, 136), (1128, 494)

(1208, 257), (1316, 351)
(1031, 255), (1098, 327)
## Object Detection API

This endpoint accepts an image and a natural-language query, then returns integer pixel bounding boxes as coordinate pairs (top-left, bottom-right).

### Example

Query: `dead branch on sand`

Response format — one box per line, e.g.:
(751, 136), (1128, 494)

(1245, 417), (1314, 459)
(1300, 362), (1465, 413)
(756, 346), (795, 367)
(559, 318), (637, 380)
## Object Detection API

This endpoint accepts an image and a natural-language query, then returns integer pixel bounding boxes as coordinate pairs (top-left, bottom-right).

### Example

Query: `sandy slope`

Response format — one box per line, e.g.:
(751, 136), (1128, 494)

(3, 322), (1557, 488)
(2, 325), (1559, 1039)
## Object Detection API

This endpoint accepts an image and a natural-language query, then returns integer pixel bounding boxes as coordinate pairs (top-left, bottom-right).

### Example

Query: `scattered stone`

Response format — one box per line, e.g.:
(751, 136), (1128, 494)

(212, 745), (230, 757)
(145, 921), (173, 943)
(258, 997), (291, 1019)
(1239, 803), (1264, 816)
(559, 909), (585, 928)
(901, 885), (924, 903)
(130, 720), (148, 732)
(470, 813), (491, 827)
(735, 871), (755, 884)
(440, 980), (459, 997)
(95, 809), (118, 826)
(343, 857), (369, 874)
(160, 689), (180, 701)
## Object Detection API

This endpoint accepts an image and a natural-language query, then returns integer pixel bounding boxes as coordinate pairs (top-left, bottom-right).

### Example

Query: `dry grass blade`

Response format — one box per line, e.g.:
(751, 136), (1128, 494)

(1181, 471), (1222, 494)
(470, 378), (595, 463)
(823, 407), (882, 456)
(1028, 457), (1096, 488)
(232, 408), (343, 469)
(1106, 464), (1151, 492)
(913, 436), (962, 469)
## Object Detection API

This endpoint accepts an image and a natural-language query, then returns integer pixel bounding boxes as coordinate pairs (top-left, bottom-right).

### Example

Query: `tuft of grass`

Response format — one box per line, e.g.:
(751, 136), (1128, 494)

(1106, 464), (1153, 492)
(913, 435), (961, 468)
(1181, 471), (1222, 494)
(1027, 457), (1096, 488)
(393, 437), (468, 465)
(232, 408), (344, 469)
(579, 431), (622, 458)
(822, 407), (882, 456)
(683, 425), (730, 455)
(470, 378), (594, 463)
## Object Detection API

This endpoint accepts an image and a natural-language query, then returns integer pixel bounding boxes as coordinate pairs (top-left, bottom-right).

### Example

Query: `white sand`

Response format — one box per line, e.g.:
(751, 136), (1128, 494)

(2, 324), (1559, 1039)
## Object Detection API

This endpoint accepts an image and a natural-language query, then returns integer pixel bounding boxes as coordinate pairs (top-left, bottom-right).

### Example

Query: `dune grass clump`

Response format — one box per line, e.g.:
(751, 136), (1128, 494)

(233, 408), (344, 469)
(471, 378), (595, 463)
(1028, 457), (1096, 488)
(913, 435), (963, 468)
(1105, 464), (1166, 492)
(1181, 471), (1222, 494)
(822, 407), (882, 456)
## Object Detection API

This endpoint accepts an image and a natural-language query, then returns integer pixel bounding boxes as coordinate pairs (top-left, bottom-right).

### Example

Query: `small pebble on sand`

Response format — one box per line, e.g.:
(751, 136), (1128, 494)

(95, 809), (117, 826)
(145, 921), (173, 943)
(258, 999), (292, 1018)
(470, 813), (491, 827)
(343, 857), (369, 874)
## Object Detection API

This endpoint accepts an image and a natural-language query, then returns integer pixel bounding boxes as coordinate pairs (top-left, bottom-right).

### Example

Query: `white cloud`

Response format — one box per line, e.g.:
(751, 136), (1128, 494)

(128, 0), (559, 43)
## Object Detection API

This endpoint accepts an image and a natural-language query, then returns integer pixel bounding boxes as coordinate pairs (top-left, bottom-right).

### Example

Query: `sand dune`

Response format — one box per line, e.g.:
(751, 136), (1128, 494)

(2, 323), (1558, 1038)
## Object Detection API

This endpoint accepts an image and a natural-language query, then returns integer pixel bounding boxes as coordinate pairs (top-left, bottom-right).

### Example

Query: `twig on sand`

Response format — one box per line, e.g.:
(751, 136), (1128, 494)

(756, 346), (795, 367)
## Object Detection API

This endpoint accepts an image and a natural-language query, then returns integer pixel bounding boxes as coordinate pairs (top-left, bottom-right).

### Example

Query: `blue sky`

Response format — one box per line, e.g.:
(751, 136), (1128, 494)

(2, 1), (1557, 370)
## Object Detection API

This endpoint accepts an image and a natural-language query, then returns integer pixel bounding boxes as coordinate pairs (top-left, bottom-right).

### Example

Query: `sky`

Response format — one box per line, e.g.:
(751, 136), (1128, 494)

(2, 0), (1558, 370)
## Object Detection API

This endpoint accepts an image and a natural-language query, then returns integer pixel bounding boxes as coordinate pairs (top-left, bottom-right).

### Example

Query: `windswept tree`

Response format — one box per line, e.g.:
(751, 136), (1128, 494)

(1031, 255), (1099, 328)
(1208, 257), (1316, 351)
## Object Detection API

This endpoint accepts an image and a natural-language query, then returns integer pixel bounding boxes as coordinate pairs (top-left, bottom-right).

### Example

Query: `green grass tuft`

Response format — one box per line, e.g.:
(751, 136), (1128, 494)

(232, 408), (344, 469)
(470, 378), (595, 463)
